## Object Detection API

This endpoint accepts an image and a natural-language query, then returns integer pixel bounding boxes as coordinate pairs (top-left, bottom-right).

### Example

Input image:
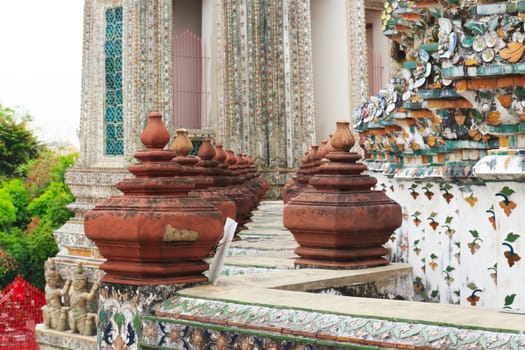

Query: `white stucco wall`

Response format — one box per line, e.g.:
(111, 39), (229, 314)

(310, 0), (351, 144)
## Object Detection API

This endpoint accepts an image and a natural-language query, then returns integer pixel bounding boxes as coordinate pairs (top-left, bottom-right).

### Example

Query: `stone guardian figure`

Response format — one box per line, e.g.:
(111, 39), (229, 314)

(68, 264), (100, 336)
(42, 259), (71, 331)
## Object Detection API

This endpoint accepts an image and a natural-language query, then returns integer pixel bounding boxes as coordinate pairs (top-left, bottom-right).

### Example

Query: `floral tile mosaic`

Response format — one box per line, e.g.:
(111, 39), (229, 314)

(377, 171), (525, 310)
(139, 295), (525, 349)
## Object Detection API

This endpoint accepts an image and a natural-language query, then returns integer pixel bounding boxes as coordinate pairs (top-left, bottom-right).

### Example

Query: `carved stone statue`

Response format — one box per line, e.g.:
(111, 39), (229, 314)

(68, 264), (100, 336)
(42, 259), (71, 331)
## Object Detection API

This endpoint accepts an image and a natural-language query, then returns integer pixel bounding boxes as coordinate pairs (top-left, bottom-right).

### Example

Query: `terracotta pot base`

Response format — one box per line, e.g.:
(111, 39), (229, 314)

(294, 258), (389, 270)
(294, 246), (389, 260)
(100, 274), (208, 286)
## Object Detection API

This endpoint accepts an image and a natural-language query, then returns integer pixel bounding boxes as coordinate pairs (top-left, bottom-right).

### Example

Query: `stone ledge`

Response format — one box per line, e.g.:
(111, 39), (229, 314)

(473, 152), (525, 180)
(141, 272), (525, 350)
(36, 324), (97, 350)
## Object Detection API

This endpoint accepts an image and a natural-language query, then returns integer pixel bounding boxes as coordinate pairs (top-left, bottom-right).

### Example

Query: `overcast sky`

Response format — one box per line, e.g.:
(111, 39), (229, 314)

(0, 1), (84, 147)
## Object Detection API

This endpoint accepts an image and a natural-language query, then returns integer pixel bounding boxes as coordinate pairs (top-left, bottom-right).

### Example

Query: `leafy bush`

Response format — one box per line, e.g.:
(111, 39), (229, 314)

(0, 105), (42, 179)
(0, 104), (76, 289)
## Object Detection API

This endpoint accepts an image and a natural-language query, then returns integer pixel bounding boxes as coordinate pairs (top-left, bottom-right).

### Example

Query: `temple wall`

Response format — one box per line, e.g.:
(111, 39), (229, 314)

(372, 170), (525, 309)
(355, 0), (525, 310)
(218, 0), (316, 170)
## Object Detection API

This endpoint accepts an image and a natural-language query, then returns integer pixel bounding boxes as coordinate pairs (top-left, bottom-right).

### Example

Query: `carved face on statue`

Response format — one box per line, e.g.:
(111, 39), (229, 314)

(72, 264), (87, 291)
(45, 260), (59, 288)
(46, 274), (58, 288)
(73, 276), (87, 291)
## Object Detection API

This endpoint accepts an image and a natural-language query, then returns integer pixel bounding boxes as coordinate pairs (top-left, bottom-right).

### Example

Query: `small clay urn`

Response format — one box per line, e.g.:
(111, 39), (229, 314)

(140, 111), (170, 149)
(282, 151), (307, 203)
(245, 155), (268, 200)
(222, 149), (254, 233)
(172, 128), (197, 165)
(325, 134), (336, 155)
(213, 144), (228, 168)
(84, 112), (224, 285)
(171, 129), (215, 190)
(212, 145), (248, 211)
(284, 145), (321, 203)
(283, 120), (402, 269)
(192, 138), (237, 222)
(237, 153), (260, 211)
(318, 140), (329, 158)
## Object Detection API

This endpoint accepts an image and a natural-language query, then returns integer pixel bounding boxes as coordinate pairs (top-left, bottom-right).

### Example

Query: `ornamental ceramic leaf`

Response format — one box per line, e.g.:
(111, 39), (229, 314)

(465, 21), (487, 36)
(431, 290), (439, 298)
(445, 265), (455, 273)
(430, 253), (438, 260)
(499, 42), (525, 63)
(441, 183), (453, 191)
(488, 16), (499, 31)
(467, 282), (478, 290)
(470, 230), (480, 238)
(471, 110), (483, 122)
(133, 315), (141, 337)
(504, 293), (516, 308)
(499, 186), (515, 197)
(504, 232), (520, 243)
(445, 216), (453, 224)
(114, 312), (125, 331)
(99, 309), (108, 323)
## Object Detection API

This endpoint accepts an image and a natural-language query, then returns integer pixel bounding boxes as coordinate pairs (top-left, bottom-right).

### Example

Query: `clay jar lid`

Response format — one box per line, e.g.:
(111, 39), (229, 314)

(134, 112), (176, 163)
(309, 120), (375, 191)
(197, 138), (216, 163)
(125, 112), (191, 188)
(172, 128), (198, 165)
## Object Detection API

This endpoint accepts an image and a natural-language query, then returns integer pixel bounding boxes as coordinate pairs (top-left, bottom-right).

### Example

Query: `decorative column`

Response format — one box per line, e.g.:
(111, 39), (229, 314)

(283, 121), (402, 268)
(346, 0), (367, 111)
(217, 0), (315, 197)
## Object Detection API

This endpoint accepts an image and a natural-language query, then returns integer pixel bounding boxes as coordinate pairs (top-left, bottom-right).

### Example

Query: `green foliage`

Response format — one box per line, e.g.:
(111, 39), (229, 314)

(1, 179), (30, 227)
(0, 189), (17, 230)
(0, 154), (75, 290)
(23, 151), (75, 199)
(0, 249), (17, 277)
(0, 229), (29, 286)
(28, 182), (73, 228)
(0, 104), (42, 179)
(26, 227), (59, 289)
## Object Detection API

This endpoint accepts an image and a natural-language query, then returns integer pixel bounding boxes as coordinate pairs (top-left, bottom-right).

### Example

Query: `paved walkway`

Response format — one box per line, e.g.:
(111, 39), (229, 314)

(218, 201), (297, 274)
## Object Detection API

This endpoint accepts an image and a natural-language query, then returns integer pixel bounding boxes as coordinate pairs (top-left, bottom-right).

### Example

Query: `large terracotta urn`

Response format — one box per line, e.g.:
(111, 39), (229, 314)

(283, 120), (402, 269)
(84, 112), (224, 285)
